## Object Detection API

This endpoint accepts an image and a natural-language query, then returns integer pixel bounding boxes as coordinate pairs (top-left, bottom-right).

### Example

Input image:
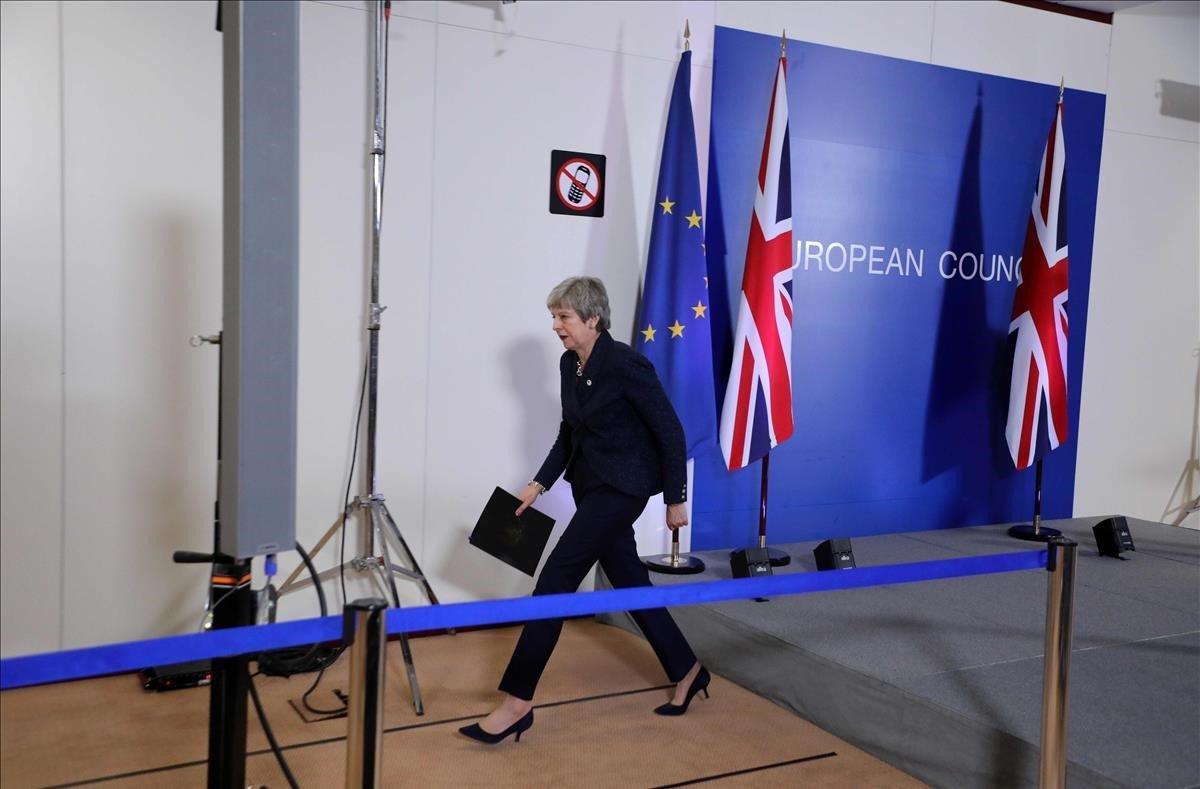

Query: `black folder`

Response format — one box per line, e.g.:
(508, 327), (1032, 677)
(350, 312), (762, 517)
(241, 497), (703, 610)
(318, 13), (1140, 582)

(468, 487), (555, 577)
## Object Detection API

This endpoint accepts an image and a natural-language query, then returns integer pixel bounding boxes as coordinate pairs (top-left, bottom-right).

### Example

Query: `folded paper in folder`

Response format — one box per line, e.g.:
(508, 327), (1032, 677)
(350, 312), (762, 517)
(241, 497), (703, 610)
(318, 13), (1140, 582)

(469, 487), (555, 576)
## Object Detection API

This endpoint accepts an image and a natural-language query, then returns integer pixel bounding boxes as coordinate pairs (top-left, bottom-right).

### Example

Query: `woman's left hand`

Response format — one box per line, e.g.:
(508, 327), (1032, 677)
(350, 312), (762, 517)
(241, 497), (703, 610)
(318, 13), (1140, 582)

(666, 503), (689, 531)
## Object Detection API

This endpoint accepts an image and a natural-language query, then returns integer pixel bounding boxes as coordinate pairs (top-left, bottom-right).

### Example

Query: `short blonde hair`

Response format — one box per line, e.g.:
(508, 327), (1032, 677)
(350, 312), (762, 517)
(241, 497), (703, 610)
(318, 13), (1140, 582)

(546, 276), (611, 332)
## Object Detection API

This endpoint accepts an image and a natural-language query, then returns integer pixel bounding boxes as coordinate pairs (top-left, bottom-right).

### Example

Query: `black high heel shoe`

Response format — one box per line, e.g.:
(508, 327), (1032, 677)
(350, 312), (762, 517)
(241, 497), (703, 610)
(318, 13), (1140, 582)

(458, 709), (534, 744)
(654, 667), (710, 716)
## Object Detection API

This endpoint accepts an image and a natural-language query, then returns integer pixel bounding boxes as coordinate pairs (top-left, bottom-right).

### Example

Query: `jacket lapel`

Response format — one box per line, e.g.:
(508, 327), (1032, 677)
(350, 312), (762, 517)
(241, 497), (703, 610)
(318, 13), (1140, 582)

(563, 351), (582, 422)
(577, 331), (615, 416)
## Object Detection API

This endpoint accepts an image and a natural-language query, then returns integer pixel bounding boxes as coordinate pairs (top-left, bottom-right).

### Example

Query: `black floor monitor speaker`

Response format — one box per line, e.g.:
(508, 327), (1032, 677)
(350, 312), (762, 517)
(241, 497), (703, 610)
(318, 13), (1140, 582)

(730, 547), (774, 578)
(814, 538), (856, 570)
(1093, 516), (1135, 558)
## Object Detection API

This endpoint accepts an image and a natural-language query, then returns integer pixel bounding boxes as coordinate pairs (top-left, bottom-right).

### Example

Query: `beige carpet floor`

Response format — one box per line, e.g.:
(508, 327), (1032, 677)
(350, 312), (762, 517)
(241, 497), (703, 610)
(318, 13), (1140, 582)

(1, 620), (923, 787)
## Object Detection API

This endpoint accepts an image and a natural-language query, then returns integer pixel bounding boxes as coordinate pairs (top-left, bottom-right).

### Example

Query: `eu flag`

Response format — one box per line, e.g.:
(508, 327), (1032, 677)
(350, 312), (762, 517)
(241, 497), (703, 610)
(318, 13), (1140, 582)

(636, 50), (716, 458)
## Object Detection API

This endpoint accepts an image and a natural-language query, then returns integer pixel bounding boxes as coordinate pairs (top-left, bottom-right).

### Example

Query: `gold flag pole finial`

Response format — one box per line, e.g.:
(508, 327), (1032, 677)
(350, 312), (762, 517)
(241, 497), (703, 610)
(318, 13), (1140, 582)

(780, 29), (787, 56)
(684, 19), (691, 52)
(1058, 76), (1065, 103)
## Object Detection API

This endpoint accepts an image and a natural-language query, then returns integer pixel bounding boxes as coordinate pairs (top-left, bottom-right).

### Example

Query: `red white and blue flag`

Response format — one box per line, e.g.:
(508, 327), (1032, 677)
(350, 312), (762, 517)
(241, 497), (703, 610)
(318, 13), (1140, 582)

(720, 56), (795, 471)
(1006, 99), (1070, 470)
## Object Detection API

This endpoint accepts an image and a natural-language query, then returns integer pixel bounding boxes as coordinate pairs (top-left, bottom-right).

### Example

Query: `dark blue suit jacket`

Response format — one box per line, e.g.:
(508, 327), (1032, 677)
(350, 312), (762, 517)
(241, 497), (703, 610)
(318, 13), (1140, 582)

(534, 331), (688, 505)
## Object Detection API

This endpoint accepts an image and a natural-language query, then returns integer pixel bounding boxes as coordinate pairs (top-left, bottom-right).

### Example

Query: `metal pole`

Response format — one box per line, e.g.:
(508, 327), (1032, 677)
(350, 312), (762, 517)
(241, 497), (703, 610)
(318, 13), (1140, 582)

(214, 332), (223, 557)
(1039, 536), (1077, 789)
(207, 559), (252, 789)
(643, 493), (705, 575)
(1032, 459), (1044, 534)
(365, 0), (387, 508)
(1007, 458), (1061, 541)
(344, 598), (388, 788)
(757, 452), (770, 549)
(361, 0), (390, 561)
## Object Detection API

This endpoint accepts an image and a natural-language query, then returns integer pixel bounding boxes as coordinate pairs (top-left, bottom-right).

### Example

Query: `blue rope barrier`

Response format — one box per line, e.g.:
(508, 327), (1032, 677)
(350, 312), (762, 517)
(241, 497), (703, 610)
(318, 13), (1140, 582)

(0, 549), (1046, 691)
(383, 549), (1048, 633)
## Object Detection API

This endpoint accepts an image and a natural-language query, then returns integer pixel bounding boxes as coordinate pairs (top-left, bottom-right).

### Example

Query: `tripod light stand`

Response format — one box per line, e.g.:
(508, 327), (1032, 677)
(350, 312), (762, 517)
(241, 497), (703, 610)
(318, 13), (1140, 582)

(278, 0), (439, 716)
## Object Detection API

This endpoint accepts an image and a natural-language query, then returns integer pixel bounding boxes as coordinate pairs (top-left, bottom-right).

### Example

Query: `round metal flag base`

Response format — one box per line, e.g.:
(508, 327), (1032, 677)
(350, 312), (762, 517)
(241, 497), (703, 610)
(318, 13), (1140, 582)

(1007, 523), (1063, 542)
(643, 554), (706, 575)
(728, 547), (792, 567)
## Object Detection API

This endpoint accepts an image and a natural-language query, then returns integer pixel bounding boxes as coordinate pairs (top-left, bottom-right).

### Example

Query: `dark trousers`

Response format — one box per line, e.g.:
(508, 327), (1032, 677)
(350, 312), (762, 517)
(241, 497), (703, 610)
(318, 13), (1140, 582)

(498, 463), (697, 701)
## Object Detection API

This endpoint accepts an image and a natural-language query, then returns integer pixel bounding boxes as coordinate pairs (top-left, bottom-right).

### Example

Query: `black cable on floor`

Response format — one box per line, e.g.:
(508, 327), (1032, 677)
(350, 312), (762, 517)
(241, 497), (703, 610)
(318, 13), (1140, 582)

(256, 541), (344, 679)
(300, 665), (346, 717)
(293, 347), (370, 713)
(248, 669), (300, 789)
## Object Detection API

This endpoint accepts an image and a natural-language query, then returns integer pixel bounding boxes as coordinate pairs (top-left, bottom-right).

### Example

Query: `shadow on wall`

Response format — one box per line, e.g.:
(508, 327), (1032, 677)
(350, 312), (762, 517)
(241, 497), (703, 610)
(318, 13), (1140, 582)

(150, 207), (218, 636)
(704, 120), (734, 417)
(584, 27), (641, 335)
(1157, 80), (1200, 123)
(449, 0), (512, 28)
(629, 33), (681, 346)
(922, 87), (1007, 527)
(1137, 2), (1200, 120)
(1162, 346), (1200, 527)
(430, 333), (565, 600)
(506, 334), (560, 471)
(457, 0), (518, 53)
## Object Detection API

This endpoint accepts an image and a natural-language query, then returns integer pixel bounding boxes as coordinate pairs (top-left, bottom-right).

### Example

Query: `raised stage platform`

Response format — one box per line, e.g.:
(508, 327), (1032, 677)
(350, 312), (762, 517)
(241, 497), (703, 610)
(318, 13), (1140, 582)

(603, 516), (1200, 789)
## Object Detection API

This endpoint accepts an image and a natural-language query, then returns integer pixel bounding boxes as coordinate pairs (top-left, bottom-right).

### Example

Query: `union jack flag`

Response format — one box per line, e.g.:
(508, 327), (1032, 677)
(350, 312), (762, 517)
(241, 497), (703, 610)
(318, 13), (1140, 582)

(1006, 99), (1070, 470)
(720, 55), (794, 471)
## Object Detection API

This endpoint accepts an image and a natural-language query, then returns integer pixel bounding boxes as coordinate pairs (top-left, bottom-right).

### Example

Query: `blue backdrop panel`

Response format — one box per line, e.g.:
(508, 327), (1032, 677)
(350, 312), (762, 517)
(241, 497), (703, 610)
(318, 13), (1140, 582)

(695, 27), (1105, 550)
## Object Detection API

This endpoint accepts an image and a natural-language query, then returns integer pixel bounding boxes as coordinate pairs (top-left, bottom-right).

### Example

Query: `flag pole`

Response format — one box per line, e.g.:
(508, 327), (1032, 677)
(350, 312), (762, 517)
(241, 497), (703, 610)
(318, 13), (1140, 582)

(643, 468), (706, 575)
(758, 452), (770, 548)
(1008, 459), (1062, 541)
(644, 522), (705, 575)
(751, 27), (792, 569)
(755, 452), (792, 565)
(1006, 88), (1069, 544)
(722, 30), (793, 569)
(641, 22), (707, 577)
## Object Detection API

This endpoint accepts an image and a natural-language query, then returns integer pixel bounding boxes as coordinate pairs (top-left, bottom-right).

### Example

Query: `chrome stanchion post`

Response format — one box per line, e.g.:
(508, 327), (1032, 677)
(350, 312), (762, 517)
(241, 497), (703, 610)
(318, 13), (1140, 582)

(1040, 536), (1078, 789)
(344, 598), (388, 788)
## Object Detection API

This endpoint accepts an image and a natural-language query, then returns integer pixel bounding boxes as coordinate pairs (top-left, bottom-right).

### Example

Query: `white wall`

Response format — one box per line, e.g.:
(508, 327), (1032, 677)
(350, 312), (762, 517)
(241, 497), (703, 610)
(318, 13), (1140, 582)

(60, 0), (224, 650)
(1, 0), (65, 659)
(1, 0), (1194, 657)
(1073, 1), (1200, 530)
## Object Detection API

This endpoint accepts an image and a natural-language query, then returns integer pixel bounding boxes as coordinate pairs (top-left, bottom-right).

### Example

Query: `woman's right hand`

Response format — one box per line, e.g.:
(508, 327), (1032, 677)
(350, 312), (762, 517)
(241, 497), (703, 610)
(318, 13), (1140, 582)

(515, 482), (543, 516)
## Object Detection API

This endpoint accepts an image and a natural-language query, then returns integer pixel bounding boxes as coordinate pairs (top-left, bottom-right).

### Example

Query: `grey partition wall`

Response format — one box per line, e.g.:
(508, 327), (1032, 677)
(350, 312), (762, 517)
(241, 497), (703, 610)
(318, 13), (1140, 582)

(219, 0), (299, 558)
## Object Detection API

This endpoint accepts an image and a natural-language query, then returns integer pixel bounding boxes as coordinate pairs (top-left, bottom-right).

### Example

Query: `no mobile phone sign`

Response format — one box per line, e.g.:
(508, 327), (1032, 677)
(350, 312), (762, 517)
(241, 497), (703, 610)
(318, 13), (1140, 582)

(549, 150), (606, 217)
